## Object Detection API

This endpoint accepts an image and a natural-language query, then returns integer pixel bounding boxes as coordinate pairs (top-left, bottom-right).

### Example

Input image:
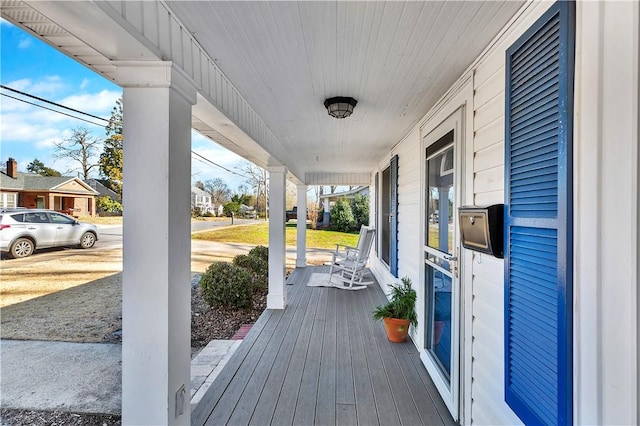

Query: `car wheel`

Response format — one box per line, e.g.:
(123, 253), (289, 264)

(10, 238), (34, 258)
(79, 232), (96, 249)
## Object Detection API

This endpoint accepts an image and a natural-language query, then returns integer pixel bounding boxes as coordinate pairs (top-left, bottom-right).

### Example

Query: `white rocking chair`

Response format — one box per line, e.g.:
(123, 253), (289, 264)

(328, 225), (376, 289)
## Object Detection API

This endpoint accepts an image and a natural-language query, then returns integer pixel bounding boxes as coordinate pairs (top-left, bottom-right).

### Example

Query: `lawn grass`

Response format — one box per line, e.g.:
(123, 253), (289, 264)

(192, 222), (359, 249)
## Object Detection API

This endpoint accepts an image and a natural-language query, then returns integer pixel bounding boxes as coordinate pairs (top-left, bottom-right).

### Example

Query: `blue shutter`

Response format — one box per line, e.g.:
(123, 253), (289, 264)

(375, 172), (379, 250)
(389, 155), (399, 277)
(504, 2), (574, 425)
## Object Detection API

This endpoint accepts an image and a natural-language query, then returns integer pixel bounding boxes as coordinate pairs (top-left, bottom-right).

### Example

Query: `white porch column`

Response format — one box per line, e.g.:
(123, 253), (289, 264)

(323, 198), (330, 225)
(575, 2), (639, 424)
(296, 184), (307, 267)
(116, 62), (196, 425)
(267, 166), (287, 309)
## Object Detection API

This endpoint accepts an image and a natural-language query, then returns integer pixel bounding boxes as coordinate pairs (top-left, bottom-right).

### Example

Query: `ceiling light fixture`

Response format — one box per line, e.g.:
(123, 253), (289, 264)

(324, 97), (357, 119)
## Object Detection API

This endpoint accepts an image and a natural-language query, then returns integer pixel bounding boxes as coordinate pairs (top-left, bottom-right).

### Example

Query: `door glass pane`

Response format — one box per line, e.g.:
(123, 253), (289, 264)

(427, 146), (454, 255)
(426, 265), (452, 379)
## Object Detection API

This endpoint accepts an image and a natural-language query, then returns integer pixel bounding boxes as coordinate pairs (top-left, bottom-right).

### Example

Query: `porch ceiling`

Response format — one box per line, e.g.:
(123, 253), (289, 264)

(166, 1), (524, 177)
(2, 1), (524, 183)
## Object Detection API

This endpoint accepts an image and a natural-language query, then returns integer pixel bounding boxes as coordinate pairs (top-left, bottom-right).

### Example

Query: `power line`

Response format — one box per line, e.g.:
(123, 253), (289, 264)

(1, 85), (249, 181)
(0, 84), (110, 123)
(191, 151), (251, 180)
(1, 92), (107, 127)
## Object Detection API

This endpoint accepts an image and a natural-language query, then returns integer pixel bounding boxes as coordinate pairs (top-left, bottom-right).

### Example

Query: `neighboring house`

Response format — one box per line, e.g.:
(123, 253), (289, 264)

(4, 2), (637, 425)
(319, 186), (369, 225)
(0, 158), (98, 216)
(191, 186), (213, 213)
(85, 178), (121, 204)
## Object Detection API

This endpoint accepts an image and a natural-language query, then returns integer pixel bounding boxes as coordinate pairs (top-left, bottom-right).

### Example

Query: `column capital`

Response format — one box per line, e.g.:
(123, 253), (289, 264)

(113, 61), (197, 105)
(267, 165), (287, 174)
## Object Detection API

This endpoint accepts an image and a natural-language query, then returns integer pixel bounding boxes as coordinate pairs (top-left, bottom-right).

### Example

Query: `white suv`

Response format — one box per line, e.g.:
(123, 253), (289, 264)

(0, 209), (99, 258)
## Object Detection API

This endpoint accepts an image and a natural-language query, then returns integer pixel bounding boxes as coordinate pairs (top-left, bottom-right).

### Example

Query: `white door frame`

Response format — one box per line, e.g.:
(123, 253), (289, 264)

(418, 76), (473, 423)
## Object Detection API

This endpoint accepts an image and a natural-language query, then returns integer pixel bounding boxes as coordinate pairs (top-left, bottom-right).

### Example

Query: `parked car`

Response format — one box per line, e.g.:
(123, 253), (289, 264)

(0, 208), (99, 259)
(285, 206), (298, 222)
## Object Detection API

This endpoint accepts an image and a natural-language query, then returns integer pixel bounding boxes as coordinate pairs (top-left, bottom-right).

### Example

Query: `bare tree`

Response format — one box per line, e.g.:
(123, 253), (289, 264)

(242, 163), (268, 217)
(54, 127), (101, 180)
(204, 178), (232, 206)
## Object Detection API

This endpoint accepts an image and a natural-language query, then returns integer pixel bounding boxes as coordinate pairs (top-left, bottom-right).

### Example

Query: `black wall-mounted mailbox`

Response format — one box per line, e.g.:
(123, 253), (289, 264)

(458, 204), (504, 258)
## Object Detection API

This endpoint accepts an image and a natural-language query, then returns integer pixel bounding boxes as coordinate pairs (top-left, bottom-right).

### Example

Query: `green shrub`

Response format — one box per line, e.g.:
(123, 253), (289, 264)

(248, 245), (269, 262)
(233, 253), (268, 289)
(223, 202), (241, 217)
(351, 193), (370, 230)
(330, 198), (356, 232)
(233, 245), (269, 289)
(199, 262), (253, 309)
(97, 196), (122, 213)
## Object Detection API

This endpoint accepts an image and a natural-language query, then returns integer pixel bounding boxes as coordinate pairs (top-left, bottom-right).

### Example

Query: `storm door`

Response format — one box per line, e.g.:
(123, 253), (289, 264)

(421, 109), (463, 420)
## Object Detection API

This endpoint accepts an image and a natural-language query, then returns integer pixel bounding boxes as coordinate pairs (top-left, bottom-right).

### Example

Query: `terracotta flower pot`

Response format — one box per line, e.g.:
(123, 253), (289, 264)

(383, 317), (411, 343)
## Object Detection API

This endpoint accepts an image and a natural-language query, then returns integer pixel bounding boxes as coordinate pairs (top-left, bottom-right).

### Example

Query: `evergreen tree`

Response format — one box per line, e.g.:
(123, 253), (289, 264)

(26, 159), (61, 177)
(99, 97), (123, 198)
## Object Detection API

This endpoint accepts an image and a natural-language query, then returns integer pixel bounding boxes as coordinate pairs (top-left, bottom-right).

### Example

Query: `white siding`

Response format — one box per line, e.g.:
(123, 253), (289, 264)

(370, 2), (558, 424)
(394, 127), (422, 290)
(468, 2), (552, 424)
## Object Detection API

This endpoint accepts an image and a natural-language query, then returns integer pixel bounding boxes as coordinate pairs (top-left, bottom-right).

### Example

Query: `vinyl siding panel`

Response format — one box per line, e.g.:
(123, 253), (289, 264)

(395, 130), (422, 284)
(474, 118), (503, 152)
(470, 2), (552, 425)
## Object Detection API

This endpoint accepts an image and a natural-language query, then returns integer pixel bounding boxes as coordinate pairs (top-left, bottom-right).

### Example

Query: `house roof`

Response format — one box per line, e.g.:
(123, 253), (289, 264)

(320, 186), (369, 200)
(191, 186), (210, 197)
(0, 171), (99, 195)
(85, 178), (120, 201)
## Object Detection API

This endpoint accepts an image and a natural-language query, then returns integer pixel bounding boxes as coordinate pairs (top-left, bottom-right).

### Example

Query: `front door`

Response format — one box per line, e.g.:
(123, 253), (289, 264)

(421, 108), (463, 420)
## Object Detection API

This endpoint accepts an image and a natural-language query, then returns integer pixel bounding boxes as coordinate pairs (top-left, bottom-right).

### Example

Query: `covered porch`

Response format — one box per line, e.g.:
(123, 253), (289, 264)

(192, 266), (455, 426)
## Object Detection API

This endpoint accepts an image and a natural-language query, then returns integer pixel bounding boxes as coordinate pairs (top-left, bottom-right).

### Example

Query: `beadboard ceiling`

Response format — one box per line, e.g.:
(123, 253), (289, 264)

(166, 1), (524, 178)
(2, 1), (525, 182)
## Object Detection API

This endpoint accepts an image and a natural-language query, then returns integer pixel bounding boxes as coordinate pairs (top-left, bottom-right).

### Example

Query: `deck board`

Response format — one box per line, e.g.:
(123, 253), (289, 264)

(194, 266), (456, 426)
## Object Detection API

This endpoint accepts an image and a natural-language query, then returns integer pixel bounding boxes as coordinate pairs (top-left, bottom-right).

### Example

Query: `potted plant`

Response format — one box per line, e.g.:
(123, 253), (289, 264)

(373, 277), (418, 342)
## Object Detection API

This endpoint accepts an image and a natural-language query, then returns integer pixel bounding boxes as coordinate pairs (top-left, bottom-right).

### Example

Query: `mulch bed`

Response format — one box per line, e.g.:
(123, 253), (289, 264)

(190, 275), (267, 348)
(0, 409), (121, 426)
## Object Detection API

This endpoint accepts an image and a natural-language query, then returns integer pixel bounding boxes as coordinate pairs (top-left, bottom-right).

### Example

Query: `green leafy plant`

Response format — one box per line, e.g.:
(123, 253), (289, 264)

(199, 262), (253, 309)
(350, 193), (370, 230)
(373, 277), (418, 327)
(330, 198), (356, 232)
(233, 251), (268, 290)
(248, 245), (268, 262)
(97, 195), (123, 213)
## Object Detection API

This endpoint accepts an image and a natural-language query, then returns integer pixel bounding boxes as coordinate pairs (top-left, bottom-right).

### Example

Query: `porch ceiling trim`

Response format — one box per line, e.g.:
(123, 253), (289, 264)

(1, 0), (304, 182)
(305, 172), (370, 186)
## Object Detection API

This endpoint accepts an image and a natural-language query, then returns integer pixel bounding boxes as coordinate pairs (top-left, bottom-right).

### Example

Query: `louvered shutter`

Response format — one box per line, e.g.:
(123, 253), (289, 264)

(375, 172), (379, 250)
(389, 155), (399, 277)
(504, 2), (574, 425)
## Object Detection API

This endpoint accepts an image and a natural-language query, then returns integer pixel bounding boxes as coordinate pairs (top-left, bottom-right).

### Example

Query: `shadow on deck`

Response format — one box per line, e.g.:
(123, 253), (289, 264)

(192, 266), (456, 425)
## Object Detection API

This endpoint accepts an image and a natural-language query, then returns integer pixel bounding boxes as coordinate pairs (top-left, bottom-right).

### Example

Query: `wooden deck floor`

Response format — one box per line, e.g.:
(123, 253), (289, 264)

(192, 266), (456, 426)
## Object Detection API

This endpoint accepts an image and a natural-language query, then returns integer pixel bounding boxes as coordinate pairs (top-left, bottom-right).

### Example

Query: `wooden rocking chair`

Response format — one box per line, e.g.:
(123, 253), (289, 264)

(328, 225), (376, 289)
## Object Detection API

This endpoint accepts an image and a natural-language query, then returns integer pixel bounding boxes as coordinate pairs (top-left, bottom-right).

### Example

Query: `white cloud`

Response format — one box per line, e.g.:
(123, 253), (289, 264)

(29, 76), (66, 95)
(80, 78), (90, 90)
(5, 78), (32, 92)
(18, 37), (32, 49)
(60, 89), (121, 115)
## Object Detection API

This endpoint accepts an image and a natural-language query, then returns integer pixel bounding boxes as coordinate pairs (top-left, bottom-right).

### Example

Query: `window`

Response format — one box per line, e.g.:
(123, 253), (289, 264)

(25, 212), (50, 223)
(0, 192), (17, 208)
(504, 2), (574, 425)
(380, 155), (399, 276)
(51, 212), (75, 224)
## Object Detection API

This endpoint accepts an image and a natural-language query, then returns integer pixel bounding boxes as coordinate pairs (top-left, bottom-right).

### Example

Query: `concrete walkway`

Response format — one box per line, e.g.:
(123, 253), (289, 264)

(0, 339), (240, 415)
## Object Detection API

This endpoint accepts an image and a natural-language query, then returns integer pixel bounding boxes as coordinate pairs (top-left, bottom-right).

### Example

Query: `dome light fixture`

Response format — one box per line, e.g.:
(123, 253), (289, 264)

(324, 96), (357, 119)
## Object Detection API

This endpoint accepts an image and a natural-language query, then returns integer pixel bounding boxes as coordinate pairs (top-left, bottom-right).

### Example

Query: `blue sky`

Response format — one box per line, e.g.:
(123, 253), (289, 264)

(0, 19), (250, 191)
